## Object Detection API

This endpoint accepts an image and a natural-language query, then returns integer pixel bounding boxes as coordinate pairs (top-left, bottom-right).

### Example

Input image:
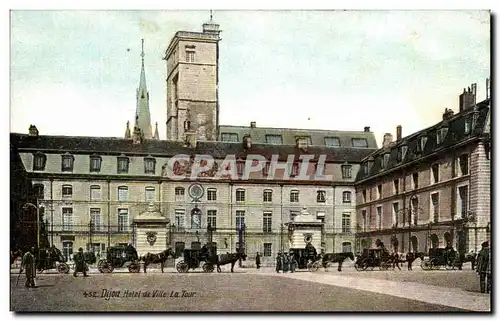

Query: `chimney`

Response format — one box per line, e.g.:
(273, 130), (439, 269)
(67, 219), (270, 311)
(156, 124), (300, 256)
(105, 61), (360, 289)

(382, 133), (393, 148)
(28, 125), (39, 137)
(442, 108), (455, 120)
(364, 126), (370, 132)
(396, 125), (402, 141)
(459, 83), (477, 112)
(250, 121), (256, 128)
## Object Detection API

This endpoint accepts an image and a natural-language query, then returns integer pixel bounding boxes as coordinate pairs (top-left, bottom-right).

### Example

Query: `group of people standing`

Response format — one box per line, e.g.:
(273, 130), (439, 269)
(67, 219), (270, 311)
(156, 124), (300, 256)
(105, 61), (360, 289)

(275, 251), (297, 273)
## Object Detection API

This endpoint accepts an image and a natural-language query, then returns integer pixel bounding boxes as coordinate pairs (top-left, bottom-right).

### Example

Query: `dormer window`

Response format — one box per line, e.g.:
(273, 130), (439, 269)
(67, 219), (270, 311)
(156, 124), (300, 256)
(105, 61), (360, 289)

(341, 163), (352, 179)
(419, 136), (428, 152)
(144, 157), (156, 174)
(352, 138), (368, 148)
(324, 137), (341, 147)
(33, 152), (47, 171)
(295, 136), (311, 148)
(436, 127), (449, 145)
(464, 117), (472, 134)
(61, 153), (75, 172)
(265, 134), (283, 145)
(382, 153), (390, 169)
(117, 155), (130, 174)
(367, 157), (374, 172)
(400, 145), (408, 161)
(89, 155), (102, 173)
(221, 133), (238, 142)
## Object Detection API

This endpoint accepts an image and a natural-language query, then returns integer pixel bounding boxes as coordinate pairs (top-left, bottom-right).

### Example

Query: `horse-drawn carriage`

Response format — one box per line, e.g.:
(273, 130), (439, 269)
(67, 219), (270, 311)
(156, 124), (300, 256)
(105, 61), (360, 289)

(421, 247), (459, 270)
(98, 244), (141, 273)
(36, 246), (71, 274)
(289, 243), (322, 271)
(354, 248), (393, 271)
(176, 244), (217, 273)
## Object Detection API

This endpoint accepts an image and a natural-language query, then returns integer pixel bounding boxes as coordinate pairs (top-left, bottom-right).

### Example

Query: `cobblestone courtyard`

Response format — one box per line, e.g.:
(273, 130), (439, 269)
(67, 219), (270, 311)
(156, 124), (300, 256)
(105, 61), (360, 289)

(10, 265), (490, 312)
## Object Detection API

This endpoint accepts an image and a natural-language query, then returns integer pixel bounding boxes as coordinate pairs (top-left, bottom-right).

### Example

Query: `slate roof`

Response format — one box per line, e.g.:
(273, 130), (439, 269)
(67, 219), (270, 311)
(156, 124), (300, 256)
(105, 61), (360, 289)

(218, 125), (378, 148)
(355, 98), (491, 182)
(10, 134), (377, 163)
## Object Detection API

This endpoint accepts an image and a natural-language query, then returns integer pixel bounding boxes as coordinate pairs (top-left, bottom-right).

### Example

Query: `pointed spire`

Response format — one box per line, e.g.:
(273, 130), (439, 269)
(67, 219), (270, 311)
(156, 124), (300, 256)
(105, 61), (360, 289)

(153, 122), (159, 140)
(124, 121), (131, 139)
(210, 10), (213, 21)
(134, 38), (152, 139)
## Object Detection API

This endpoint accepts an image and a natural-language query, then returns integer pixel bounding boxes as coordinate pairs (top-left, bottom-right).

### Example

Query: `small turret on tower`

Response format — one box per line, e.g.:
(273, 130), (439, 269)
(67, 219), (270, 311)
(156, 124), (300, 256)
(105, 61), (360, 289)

(124, 121), (131, 139)
(153, 122), (159, 140)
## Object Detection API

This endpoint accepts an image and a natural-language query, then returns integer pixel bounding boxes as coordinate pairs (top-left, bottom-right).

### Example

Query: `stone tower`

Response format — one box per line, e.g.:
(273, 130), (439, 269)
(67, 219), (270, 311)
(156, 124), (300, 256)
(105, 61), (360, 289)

(164, 16), (221, 142)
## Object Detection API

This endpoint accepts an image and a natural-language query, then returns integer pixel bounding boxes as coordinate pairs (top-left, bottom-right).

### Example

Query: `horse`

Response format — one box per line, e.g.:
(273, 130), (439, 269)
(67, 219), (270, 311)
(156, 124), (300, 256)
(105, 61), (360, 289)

(216, 252), (247, 273)
(37, 246), (66, 272)
(321, 252), (355, 272)
(404, 252), (425, 271)
(463, 252), (477, 270)
(141, 248), (176, 273)
(11, 249), (23, 266)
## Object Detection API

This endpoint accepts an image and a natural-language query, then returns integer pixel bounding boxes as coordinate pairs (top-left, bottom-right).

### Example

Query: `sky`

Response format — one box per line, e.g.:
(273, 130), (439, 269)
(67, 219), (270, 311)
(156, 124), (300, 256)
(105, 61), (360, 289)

(9, 10), (491, 147)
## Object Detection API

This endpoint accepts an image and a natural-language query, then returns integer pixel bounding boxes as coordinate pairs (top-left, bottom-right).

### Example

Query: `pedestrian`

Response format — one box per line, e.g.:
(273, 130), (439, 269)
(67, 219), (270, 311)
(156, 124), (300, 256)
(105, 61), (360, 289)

(20, 246), (36, 288)
(276, 252), (282, 273)
(476, 241), (491, 294)
(255, 252), (261, 269)
(73, 247), (88, 277)
(289, 252), (297, 273)
(282, 253), (289, 272)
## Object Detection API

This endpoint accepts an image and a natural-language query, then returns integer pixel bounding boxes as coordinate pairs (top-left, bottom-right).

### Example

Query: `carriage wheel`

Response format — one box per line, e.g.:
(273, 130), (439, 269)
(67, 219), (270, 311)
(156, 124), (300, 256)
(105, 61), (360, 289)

(354, 261), (364, 271)
(307, 261), (320, 272)
(128, 263), (141, 273)
(176, 261), (189, 273)
(57, 263), (70, 274)
(99, 261), (114, 273)
(379, 261), (389, 271)
(420, 259), (431, 271)
(202, 263), (214, 273)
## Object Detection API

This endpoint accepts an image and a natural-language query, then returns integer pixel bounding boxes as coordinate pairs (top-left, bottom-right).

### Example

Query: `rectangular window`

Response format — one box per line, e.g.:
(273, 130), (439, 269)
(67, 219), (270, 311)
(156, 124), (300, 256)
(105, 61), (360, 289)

(362, 210), (367, 232)
(465, 118), (471, 134)
(324, 137), (341, 147)
(263, 243), (272, 257)
(62, 241), (73, 262)
(341, 164), (352, 178)
(118, 209), (129, 232)
(175, 209), (185, 232)
(62, 208), (73, 231)
(377, 185), (382, 199)
(90, 155), (102, 173)
(317, 190), (326, 203)
(290, 190), (299, 203)
(412, 173), (419, 189)
(61, 154), (74, 172)
(431, 193), (439, 223)
(118, 186), (128, 202)
(263, 212), (272, 233)
(352, 138), (368, 148)
(392, 202), (399, 227)
(117, 157), (129, 174)
(342, 213), (351, 233)
(377, 206), (382, 230)
(393, 179), (399, 195)
(263, 190), (272, 202)
(207, 188), (217, 201)
(33, 184), (44, 200)
(90, 208), (101, 232)
(342, 191), (351, 203)
(236, 189), (245, 202)
(362, 190), (367, 203)
(191, 211), (201, 229)
(265, 134), (283, 145)
(186, 50), (195, 62)
(144, 157), (156, 174)
(175, 187), (185, 202)
(411, 198), (419, 225)
(145, 187), (156, 202)
(236, 210), (245, 229)
(458, 154), (469, 176)
(221, 133), (239, 142)
(458, 186), (468, 218)
(62, 185), (73, 198)
(90, 186), (101, 201)
(207, 210), (217, 231)
(431, 164), (439, 184)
